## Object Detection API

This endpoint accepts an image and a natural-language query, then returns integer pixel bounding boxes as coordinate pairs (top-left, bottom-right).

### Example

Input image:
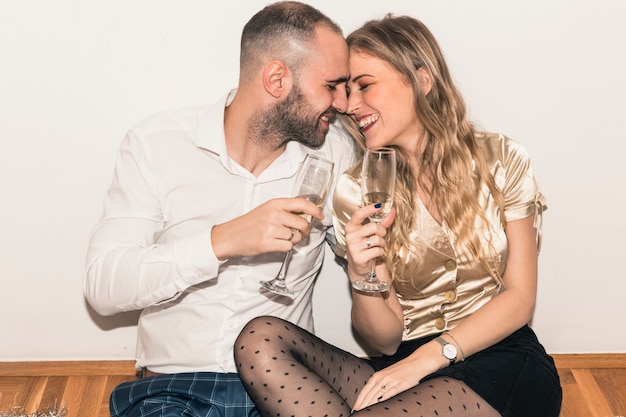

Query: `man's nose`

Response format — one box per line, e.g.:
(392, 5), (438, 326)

(331, 89), (349, 113)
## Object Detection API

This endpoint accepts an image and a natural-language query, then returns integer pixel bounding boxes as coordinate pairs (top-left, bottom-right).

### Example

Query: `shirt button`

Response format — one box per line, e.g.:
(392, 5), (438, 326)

(434, 318), (445, 330)
(444, 259), (457, 271)
(444, 290), (457, 302)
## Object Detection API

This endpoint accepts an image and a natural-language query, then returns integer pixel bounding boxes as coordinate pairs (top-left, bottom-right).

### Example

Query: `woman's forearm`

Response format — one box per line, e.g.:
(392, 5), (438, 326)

(349, 264), (404, 355)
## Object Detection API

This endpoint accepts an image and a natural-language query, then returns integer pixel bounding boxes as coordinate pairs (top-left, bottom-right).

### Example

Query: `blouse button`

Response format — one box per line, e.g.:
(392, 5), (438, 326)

(444, 259), (457, 271)
(434, 318), (446, 330)
(444, 290), (457, 302)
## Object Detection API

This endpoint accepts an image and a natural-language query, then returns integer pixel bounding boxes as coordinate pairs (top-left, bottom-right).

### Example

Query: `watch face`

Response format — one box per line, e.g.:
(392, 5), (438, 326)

(443, 344), (457, 359)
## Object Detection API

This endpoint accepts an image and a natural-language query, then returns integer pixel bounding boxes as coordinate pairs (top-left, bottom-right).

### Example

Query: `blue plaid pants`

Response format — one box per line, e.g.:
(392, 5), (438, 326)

(110, 372), (261, 417)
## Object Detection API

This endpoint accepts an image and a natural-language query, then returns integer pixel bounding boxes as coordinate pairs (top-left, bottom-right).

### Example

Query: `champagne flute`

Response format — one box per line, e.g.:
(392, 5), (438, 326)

(260, 154), (335, 297)
(352, 147), (396, 292)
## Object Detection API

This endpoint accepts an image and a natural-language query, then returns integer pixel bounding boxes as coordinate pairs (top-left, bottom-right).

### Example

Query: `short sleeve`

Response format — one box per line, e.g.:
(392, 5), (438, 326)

(331, 172), (362, 258)
(498, 138), (547, 221)
(495, 135), (547, 253)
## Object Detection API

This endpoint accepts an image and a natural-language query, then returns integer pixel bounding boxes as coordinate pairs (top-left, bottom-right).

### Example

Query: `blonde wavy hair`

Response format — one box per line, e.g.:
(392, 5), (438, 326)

(342, 15), (506, 284)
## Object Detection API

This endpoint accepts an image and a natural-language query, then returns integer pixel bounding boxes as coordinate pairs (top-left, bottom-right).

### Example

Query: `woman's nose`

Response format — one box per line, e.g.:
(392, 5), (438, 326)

(347, 102), (360, 114)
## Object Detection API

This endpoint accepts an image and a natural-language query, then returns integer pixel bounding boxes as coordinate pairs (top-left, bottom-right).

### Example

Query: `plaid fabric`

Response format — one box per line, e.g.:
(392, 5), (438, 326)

(110, 372), (261, 417)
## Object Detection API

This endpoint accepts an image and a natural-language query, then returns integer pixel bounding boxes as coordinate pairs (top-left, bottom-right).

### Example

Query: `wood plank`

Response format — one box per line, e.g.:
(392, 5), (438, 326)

(0, 377), (35, 414)
(571, 369), (614, 417)
(60, 376), (87, 417)
(83, 375), (109, 417)
(558, 369), (592, 417)
(23, 376), (48, 414)
(553, 354), (626, 369)
(38, 376), (68, 414)
(592, 368), (626, 416)
(0, 361), (137, 377)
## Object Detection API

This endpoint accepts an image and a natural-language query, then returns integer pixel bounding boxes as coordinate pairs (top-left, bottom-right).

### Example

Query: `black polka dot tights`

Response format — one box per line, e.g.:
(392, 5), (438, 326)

(235, 316), (500, 417)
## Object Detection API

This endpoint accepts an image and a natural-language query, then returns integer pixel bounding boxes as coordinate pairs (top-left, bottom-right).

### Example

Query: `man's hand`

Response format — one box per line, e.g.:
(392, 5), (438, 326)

(211, 197), (324, 260)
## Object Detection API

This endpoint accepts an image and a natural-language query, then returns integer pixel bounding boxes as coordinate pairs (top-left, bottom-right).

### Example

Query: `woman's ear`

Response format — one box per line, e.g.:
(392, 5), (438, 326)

(416, 66), (433, 96)
(263, 60), (292, 98)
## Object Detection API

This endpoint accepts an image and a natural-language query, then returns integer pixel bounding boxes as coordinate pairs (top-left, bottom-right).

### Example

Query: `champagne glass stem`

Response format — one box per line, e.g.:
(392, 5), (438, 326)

(276, 251), (292, 282)
(261, 250), (294, 296)
(365, 258), (377, 283)
(353, 256), (388, 292)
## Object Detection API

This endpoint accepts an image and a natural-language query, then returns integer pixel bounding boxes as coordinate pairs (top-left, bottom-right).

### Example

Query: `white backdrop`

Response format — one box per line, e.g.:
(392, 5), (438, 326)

(1, 0), (625, 360)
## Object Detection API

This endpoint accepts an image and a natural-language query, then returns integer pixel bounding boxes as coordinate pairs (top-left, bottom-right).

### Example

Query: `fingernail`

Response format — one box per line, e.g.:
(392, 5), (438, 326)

(351, 410), (356, 414)
(377, 395), (383, 401)
(374, 203), (382, 209)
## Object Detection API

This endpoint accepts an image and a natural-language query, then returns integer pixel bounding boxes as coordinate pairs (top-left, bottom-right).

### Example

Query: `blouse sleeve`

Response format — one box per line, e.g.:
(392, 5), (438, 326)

(331, 172), (363, 258)
(498, 135), (547, 253)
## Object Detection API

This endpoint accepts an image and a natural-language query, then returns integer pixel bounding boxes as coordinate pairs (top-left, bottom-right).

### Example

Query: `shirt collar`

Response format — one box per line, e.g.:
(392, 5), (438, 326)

(193, 90), (232, 159)
(193, 89), (312, 181)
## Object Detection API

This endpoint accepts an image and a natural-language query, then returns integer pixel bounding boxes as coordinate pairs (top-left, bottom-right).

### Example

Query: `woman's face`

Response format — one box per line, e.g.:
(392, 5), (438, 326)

(347, 51), (423, 153)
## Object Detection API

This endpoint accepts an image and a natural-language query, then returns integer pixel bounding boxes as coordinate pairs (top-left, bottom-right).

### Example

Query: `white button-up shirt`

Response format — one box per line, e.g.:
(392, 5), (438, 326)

(84, 91), (357, 373)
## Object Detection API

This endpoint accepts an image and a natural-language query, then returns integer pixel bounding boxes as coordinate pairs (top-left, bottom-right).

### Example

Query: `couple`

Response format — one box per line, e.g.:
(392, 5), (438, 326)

(84, 2), (562, 417)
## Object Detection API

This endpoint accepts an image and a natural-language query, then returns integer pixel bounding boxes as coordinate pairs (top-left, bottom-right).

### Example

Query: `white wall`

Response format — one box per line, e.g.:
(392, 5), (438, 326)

(1, 0), (625, 361)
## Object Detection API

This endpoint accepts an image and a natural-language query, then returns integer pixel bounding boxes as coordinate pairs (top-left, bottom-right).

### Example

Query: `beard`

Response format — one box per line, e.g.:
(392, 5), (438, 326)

(250, 83), (335, 149)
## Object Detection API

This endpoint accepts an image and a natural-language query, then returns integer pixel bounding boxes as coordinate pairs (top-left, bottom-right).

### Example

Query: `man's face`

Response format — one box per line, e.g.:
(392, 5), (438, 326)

(254, 26), (349, 149)
(275, 26), (350, 148)
(262, 82), (331, 148)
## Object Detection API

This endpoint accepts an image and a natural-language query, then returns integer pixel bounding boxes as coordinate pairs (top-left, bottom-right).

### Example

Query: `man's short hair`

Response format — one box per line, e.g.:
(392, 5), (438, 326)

(240, 1), (342, 76)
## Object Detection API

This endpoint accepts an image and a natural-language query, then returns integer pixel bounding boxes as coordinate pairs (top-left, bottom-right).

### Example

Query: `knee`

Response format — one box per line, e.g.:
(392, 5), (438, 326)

(234, 315), (285, 363)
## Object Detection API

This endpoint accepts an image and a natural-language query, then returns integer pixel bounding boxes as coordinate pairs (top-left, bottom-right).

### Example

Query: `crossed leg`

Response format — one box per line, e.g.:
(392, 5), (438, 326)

(235, 316), (499, 417)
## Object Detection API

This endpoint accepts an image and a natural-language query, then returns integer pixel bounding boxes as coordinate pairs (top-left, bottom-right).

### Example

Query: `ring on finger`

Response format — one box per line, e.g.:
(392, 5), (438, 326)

(366, 238), (371, 248)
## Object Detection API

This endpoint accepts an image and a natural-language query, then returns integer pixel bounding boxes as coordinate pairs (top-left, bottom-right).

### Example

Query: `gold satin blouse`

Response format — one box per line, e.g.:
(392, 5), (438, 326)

(332, 132), (546, 341)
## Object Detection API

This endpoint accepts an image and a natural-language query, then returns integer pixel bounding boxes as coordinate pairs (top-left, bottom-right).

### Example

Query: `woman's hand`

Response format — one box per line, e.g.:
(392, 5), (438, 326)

(344, 205), (396, 279)
(353, 360), (424, 411)
(352, 341), (444, 411)
(345, 204), (403, 356)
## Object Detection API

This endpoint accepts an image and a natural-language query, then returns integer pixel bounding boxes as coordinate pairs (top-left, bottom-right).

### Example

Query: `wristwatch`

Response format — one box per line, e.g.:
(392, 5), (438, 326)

(434, 336), (457, 366)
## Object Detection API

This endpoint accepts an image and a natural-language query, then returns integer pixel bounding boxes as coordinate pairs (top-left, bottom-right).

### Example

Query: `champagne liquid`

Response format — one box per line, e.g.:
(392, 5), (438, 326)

(299, 193), (322, 207)
(298, 193), (322, 222)
(363, 191), (392, 222)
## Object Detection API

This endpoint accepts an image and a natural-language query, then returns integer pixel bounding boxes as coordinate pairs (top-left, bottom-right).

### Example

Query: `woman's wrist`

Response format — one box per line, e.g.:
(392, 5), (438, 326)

(347, 263), (370, 282)
(443, 331), (466, 362)
(415, 340), (451, 374)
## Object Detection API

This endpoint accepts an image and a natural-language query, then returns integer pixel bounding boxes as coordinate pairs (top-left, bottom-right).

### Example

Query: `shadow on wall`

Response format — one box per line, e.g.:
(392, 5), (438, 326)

(84, 299), (140, 331)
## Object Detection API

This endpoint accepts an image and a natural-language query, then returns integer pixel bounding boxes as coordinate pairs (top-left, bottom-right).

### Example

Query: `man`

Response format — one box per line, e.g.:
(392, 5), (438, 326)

(83, 2), (354, 416)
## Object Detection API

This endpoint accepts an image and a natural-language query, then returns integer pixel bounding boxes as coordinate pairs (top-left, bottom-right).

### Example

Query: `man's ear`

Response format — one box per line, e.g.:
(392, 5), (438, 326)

(263, 60), (292, 98)
(416, 66), (433, 96)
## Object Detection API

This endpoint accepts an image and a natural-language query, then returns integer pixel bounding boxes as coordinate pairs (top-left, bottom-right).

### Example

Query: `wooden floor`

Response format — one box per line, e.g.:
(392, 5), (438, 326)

(1, 355), (625, 417)
(0, 361), (136, 417)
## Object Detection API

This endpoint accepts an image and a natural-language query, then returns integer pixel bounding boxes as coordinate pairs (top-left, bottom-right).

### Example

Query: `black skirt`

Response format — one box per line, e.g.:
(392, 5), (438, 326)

(369, 325), (562, 417)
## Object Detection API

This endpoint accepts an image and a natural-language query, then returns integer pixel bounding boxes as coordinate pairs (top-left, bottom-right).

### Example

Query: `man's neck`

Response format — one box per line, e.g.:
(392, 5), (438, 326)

(224, 98), (286, 177)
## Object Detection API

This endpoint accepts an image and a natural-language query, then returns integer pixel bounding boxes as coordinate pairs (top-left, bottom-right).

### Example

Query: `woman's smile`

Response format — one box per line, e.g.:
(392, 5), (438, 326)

(357, 113), (380, 132)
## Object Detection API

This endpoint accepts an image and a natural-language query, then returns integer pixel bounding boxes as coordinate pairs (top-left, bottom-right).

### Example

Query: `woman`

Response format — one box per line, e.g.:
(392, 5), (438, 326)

(235, 14), (562, 417)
